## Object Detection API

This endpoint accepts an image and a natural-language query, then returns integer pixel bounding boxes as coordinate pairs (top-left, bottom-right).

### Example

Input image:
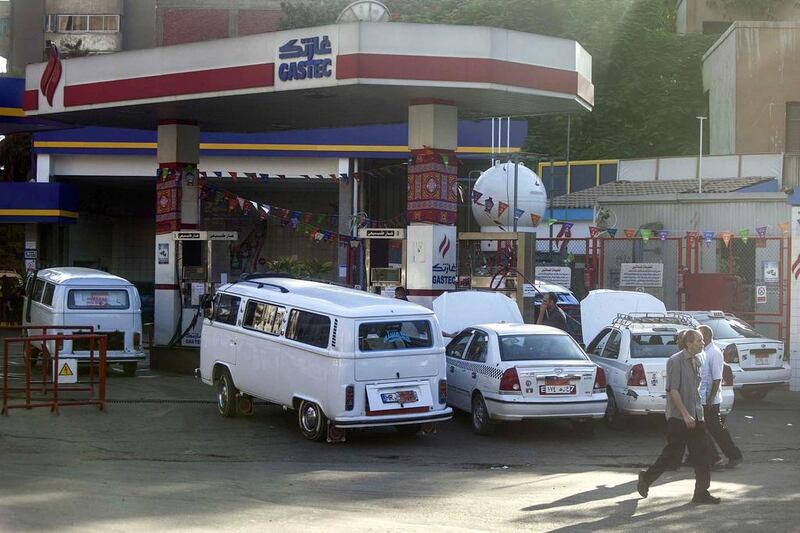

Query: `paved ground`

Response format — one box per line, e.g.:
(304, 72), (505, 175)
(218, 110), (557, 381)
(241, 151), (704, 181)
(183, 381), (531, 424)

(1, 363), (799, 532)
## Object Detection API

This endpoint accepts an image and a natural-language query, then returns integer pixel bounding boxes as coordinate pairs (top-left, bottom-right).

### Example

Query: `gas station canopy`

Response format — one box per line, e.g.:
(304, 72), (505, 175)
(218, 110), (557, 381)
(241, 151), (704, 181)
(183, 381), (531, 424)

(24, 22), (593, 132)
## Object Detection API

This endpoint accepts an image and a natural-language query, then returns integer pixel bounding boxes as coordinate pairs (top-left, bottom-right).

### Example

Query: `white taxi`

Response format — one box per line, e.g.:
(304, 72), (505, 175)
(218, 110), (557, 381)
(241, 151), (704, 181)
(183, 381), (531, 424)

(681, 310), (789, 400)
(585, 312), (735, 428)
(434, 291), (608, 435)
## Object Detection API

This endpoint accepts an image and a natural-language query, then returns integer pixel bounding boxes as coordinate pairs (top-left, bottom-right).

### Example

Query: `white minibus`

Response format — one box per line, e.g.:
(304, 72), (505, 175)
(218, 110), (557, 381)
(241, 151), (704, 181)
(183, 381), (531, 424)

(23, 267), (145, 375)
(198, 275), (453, 442)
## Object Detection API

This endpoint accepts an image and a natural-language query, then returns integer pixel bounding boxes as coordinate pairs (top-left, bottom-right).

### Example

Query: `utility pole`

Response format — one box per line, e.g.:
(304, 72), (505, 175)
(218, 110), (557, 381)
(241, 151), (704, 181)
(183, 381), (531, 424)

(696, 116), (706, 193)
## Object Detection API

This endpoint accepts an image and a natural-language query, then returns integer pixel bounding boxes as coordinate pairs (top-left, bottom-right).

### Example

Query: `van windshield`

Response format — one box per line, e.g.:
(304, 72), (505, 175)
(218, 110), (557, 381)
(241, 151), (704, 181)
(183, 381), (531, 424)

(68, 289), (130, 310)
(358, 320), (433, 352)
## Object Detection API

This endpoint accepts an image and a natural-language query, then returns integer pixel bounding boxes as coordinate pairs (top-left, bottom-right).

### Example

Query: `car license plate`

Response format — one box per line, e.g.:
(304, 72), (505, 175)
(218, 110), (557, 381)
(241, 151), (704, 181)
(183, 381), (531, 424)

(755, 354), (770, 365)
(539, 384), (576, 395)
(381, 390), (418, 404)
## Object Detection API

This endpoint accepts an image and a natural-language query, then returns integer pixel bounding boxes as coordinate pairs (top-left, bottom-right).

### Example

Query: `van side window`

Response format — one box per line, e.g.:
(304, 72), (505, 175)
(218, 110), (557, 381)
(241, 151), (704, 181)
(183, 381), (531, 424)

(42, 283), (55, 307)
(286, 309), (330, 348)
(213, 293), (241, 325)
(242, 300), (285, 336)
(32, 279), (46, 302)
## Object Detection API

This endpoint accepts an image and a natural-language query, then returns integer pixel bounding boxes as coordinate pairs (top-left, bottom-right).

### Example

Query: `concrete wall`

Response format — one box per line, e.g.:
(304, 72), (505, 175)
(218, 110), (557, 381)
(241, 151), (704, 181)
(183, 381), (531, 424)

(702, 27), (737, 155)
(678, 0), (800, 34)
(704, 23), (800, 155)
(8, 0), (45, 72)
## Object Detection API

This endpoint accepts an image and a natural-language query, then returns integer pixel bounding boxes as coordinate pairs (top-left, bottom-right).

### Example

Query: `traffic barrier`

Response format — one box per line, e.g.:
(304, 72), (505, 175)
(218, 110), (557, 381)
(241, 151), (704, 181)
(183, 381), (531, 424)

(1, 325), (106, 414)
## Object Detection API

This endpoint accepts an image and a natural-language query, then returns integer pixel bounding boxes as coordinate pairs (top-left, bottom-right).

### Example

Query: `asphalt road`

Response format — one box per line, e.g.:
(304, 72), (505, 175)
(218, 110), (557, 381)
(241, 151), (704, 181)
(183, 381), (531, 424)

(1, 367), (799, 532)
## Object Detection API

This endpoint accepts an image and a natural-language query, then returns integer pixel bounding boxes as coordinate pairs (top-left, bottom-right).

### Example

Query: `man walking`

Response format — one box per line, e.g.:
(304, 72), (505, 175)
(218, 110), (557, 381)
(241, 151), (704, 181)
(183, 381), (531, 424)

(698, 325), (743, 468)
(637, 329), (720, 504)
(536, 292), (567, 331)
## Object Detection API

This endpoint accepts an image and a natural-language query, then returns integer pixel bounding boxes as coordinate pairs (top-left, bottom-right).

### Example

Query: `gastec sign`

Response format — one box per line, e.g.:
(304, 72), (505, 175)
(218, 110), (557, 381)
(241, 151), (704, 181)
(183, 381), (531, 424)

(277, 36), (333, 82)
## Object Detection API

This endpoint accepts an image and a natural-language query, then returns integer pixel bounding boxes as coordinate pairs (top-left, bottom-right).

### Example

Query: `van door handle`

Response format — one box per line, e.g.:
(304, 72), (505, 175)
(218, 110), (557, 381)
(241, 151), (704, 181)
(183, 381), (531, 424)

(471, 372), (477, 379)
(229, 340), (237, 347)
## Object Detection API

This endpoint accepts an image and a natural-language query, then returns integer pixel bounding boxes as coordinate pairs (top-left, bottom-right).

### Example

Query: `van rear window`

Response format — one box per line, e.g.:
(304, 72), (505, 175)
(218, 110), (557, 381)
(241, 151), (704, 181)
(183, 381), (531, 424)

(358, 321), (433, 352)
(630, 334), (679, 358)
(67, 289), (130, 310)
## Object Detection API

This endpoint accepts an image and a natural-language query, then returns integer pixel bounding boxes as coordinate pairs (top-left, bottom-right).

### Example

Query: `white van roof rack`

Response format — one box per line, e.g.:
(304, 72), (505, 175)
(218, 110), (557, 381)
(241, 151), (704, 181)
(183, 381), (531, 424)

(236, 273), (292, 293)
(612, 312), (695, 328)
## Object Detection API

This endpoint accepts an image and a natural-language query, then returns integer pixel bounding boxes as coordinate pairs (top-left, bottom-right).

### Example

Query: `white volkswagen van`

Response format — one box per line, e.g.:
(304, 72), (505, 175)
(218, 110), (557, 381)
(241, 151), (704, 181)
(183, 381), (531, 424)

(23, 267), (145, 375)
(198, 276), (453, 442)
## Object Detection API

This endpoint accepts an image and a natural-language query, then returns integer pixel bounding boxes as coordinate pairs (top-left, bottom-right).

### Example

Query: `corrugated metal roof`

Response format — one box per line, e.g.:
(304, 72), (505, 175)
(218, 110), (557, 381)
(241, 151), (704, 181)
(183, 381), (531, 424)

(550, 177), (775, 208)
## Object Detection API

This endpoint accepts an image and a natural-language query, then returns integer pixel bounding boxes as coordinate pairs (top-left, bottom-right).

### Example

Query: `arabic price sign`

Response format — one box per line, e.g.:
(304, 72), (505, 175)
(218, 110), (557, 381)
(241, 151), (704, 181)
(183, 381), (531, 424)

(619, 263), (663, 287)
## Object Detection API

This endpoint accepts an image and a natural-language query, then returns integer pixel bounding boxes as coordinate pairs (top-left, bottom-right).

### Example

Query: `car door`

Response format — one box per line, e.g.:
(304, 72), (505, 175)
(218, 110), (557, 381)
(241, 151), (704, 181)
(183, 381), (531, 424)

(445, 330), (474, 411)
(599, 330), (627, 389)
(586, 328), (612, 368)
(462, 329), (489, 399)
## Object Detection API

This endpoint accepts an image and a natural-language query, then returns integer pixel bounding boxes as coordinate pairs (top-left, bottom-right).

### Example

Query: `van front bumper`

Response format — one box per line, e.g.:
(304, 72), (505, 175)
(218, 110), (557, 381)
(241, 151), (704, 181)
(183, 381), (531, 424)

(332, 407), (453, 428)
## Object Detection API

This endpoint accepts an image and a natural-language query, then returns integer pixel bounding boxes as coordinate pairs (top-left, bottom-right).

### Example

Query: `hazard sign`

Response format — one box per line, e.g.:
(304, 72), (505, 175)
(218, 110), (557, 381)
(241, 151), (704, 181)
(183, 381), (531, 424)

(53, 359), (78, 384)
(755, 285), (767, 305)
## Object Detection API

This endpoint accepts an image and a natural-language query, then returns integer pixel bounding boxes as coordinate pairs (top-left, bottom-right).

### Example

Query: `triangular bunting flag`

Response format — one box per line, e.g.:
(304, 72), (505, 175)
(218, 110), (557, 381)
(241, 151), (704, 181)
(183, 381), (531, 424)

(530, 214), (541, 227)
(721, 231), (732, 247)
(588, 226), (599, 238)
(607, 228), (618, 237)
(497, 201), (508, 217)
(739, 229), (749, 242)
(641, 229), (652, 241)
(624, 228), (635, 239)
(658, 230), (669, 241)
(484, 197), (494, 213)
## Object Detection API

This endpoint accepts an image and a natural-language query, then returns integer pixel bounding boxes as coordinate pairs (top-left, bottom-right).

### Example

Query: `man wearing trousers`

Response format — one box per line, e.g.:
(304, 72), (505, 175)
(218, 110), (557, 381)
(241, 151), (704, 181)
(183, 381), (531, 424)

(698, 325), (744, 468)
(637, 329), (721, 504)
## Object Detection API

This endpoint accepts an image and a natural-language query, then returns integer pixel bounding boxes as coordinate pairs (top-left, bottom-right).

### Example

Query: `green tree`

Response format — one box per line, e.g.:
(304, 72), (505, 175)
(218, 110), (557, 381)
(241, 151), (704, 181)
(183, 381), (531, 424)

(278, 0), (717, 160)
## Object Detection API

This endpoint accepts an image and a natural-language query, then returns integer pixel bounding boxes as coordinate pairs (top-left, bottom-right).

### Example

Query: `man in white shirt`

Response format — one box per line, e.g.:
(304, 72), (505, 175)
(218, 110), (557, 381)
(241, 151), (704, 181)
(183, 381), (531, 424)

(698, 325), (743, 468)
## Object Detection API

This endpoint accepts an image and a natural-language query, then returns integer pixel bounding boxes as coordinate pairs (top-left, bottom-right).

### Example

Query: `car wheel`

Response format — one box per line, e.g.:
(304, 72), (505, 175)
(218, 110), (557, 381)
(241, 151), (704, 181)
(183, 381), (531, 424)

(571, 418), (595, 434)
(471, 393), (495, 435)
(122, 362), (137, 377)
(298, 400), (328, 442)
(740, 387), (769, 401)
(216, 368), (238, 418)
(605, 389), (625, 430)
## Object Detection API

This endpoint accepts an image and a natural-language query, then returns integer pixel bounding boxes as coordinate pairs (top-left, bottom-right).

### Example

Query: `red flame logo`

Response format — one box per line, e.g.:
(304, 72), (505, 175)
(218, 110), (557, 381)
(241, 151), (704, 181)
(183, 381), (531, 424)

(438, 235), (451, 258)
(39, 45), (62, 107)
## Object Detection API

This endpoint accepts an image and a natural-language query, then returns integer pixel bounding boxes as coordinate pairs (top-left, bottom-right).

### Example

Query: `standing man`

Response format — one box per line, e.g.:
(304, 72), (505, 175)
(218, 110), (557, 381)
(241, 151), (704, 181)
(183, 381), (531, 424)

(698, 325), (743, 468)
(637, 329), (721, 504)
(536, 292), (567, 331)
(394, 286), (409, 301)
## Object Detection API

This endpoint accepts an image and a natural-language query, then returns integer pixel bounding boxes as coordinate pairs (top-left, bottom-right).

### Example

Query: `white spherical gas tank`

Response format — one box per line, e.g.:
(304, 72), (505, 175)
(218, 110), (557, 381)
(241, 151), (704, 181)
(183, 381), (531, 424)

(471, 162), (547, 250)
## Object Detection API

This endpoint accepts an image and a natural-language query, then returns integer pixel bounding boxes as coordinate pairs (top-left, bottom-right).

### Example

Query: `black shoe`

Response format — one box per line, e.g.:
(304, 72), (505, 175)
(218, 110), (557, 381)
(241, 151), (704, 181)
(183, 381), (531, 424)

(692, 494), (721, 504)
(726, 457), (743, 468)
(637, 471), (650, 498)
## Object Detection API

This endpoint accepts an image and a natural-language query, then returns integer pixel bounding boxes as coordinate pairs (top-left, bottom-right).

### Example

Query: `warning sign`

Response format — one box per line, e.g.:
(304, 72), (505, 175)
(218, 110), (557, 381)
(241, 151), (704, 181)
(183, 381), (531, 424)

(755, 285), (767, 305)
(53, 359), (78, 384)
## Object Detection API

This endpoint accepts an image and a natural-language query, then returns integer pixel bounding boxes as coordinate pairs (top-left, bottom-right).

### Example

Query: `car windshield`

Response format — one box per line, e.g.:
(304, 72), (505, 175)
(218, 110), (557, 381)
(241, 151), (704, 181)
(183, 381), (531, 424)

(699, 318), (762, 339)
(498, 334), (587, 361)
(630, 333), (679, 358)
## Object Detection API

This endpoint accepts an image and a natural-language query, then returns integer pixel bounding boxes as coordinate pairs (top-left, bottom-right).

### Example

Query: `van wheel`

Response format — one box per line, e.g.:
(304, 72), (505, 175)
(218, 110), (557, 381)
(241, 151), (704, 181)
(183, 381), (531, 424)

(216, 369), (238, 418)
(471, 393), (495, 435)
(605, 389), (625, 430)
(122, 362), (137, 377)
(298, 400), (328, 442)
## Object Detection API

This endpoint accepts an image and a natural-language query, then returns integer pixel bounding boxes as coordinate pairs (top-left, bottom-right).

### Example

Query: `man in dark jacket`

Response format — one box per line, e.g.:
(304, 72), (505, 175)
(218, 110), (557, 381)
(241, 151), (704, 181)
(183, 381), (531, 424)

(536, 292), (567, 331)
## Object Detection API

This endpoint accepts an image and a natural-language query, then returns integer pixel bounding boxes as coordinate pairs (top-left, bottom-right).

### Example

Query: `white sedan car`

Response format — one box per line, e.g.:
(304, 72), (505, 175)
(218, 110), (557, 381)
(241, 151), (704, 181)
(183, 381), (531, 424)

(681, 311), (790, 400)
(434, 291), (608, 435)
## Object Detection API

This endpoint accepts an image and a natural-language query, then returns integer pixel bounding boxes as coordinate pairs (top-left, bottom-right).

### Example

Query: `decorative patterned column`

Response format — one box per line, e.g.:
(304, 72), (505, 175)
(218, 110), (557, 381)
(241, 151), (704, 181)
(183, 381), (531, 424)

(405, 101), (458, 308)
(154, 120), (200, 346)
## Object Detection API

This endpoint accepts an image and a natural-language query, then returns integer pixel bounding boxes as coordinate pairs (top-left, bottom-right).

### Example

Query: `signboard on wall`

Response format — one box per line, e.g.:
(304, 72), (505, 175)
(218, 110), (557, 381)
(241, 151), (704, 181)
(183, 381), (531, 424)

(763, 261), (779, 283)
(535, 266), (572, 288)
(756, 285), (767, 304)
(275, 34), (335, 88)
(620, 263), (663, 287)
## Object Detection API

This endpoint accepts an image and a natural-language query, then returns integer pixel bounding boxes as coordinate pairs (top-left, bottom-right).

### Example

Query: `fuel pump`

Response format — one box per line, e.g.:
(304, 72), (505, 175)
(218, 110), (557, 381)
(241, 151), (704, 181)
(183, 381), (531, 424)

(357, 228), (406, 296)
(171, 230), (238, 346)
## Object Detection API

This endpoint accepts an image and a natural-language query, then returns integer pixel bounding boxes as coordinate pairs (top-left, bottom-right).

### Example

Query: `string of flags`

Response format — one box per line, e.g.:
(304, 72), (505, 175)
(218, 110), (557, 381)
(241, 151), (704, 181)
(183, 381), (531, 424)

(201, 184), (363, 247)
(587, 223), (789, 247)
(158, 161), (414, 184)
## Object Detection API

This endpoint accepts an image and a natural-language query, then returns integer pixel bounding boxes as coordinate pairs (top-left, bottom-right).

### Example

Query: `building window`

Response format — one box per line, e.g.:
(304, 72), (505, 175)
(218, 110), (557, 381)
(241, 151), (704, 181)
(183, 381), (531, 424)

(0, 19), (9, 35)
(45, 14), (120, 33)
(787, 102), (800, 153)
